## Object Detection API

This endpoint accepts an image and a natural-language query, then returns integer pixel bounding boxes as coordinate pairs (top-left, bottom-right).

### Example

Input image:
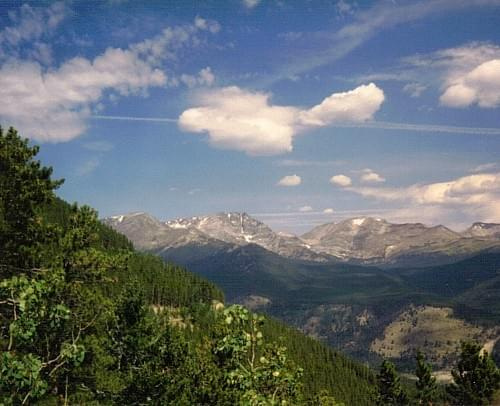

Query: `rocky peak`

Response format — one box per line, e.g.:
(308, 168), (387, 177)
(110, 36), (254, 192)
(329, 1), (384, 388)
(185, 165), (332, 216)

(463, 222), (500, 239)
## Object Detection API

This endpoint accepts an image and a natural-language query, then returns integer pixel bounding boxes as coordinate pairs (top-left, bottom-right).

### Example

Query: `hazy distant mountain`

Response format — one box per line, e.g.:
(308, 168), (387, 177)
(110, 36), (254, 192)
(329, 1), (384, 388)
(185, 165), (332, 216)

(103, 212), (220, 250)
(104, 211), (328, 262)
(302, 217), (500, 267)
(105, 213), (500, 268)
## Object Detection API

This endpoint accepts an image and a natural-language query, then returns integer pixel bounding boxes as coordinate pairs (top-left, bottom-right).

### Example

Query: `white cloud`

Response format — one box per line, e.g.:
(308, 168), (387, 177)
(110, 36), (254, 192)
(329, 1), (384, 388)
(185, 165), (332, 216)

(0, 51), (165, 142)
(397, 42), (500, 108)
(266, 1), (500, 85)
(180, 67), (215, 88)
(0, 17), (219, 142)
(298, 83), (385, 127)
(0, 2), (67, 59)
(348, 172), (500, 223)
(330, 174), (352, 187)
(360, 168), (385, 183)
(243, 0), (261, 9)
(471, 162), (498, 173)
(277, 175), (301, 187)
(323, 208), (335, 214)
(194, 16), (220, 33)
(299, 205), (313, 212)
(440, 59), (500, 108)
(179, 86), (299, 155)
(403, 82), (426, 97)
(179, 83), (384, 155)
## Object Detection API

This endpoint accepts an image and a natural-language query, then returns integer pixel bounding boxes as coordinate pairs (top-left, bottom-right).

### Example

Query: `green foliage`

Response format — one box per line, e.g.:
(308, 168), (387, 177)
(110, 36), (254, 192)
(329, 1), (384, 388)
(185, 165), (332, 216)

(447, 341), (500, 405)
(376, 360), (409, 405)
(0, 126), (377, 404)
(213, 304), (303, 405)
(0, 126), (63, 272)
(415, 350), (437, 406)
(41, 196), (133, 252)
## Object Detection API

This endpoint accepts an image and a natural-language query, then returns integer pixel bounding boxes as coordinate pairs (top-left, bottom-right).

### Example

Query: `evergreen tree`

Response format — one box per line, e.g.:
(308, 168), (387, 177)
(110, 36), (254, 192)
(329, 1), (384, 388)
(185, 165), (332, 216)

(0, 126), (62, 271)
(376, 359), (409, 406)
(415, 350), (437, 405)
(447, 341), (500, 405)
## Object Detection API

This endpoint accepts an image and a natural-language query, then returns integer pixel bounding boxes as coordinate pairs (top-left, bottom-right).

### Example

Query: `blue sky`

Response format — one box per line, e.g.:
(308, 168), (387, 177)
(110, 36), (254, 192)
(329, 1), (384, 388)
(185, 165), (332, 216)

(1, 0), (500, 233)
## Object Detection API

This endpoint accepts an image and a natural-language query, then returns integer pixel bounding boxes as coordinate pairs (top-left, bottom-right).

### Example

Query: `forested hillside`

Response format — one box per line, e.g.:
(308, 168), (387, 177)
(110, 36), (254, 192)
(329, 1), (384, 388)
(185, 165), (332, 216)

(0, 127), (379, 404)
(2, 126), (499, 405)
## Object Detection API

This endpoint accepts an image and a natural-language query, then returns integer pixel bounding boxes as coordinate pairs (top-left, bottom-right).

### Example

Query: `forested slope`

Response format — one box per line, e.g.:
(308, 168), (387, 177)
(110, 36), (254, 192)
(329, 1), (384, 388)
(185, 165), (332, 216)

(0, 126), (377, 405)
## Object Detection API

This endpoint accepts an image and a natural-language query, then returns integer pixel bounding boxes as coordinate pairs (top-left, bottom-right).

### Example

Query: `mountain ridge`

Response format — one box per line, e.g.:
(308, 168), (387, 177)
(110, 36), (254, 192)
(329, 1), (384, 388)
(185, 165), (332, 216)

(104, 212), (500, 268)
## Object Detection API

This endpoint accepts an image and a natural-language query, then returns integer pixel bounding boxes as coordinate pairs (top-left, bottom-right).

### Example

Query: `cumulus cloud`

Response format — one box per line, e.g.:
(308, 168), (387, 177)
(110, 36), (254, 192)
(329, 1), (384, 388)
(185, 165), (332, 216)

(400, 42), (500, 108)
(330, 174), (352, 187)
(360, 168), (385, 183)
(440, 59), (500, 108)
(0, 50), (165, 142)
(277, 174), (301, 187)
(179, 83), (384, 155)
(179, 86), (299, 155)
(323, 208), (335, 214)
(0, 14), (219, 142)
(297, 83), (385, 127)
(299, 205), (313, 212)
(348, 172), (500, 223)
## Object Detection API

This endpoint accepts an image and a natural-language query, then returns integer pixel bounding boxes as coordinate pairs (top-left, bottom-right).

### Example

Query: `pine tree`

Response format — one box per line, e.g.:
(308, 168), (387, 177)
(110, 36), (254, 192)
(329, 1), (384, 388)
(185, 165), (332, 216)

(415, 350), (437, 405)
(376, 359), (409, 405)
(447, 341), (500, 405)
(0, 126), (63, 271)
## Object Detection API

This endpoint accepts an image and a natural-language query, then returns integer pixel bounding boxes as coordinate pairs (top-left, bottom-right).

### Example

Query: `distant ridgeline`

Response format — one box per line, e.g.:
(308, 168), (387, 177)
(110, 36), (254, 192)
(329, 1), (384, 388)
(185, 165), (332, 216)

(0, 126), (376, 405)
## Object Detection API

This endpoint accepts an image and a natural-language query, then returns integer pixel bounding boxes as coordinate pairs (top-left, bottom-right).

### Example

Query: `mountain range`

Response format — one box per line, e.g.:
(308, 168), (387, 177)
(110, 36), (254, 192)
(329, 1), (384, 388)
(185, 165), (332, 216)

(103, 211), (500, 372)
(104, 212), (500, 268)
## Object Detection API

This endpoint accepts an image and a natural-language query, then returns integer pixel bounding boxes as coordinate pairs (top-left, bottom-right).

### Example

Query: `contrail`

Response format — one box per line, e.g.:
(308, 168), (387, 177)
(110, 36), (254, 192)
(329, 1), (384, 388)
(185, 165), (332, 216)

(92, 115), (500, 136)
(331, 121), (500, 135)
(92, 115), (177, 123)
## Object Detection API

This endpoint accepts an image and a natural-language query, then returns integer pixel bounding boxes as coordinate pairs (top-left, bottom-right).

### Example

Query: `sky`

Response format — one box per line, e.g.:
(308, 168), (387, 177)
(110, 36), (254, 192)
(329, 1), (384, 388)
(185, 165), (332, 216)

(1, 0), (500, 234)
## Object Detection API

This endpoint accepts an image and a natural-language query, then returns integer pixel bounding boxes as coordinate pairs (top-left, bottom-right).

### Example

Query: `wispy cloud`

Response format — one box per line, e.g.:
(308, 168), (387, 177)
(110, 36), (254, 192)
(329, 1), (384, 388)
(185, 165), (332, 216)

(76, 157), (100, 176)
(470, 162), (498, 173)
(269, 0), (500, 85)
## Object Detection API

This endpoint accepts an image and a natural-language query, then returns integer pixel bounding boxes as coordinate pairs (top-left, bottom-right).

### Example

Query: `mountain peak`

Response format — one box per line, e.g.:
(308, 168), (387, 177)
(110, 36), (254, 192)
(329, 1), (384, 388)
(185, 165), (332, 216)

(463, 222), (500, 238)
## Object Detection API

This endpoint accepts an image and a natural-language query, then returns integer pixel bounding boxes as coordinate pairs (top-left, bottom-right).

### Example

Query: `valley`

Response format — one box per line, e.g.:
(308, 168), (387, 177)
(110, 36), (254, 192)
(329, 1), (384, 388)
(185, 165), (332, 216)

(104, 211), (500, 373)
